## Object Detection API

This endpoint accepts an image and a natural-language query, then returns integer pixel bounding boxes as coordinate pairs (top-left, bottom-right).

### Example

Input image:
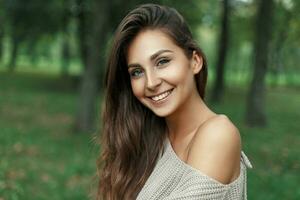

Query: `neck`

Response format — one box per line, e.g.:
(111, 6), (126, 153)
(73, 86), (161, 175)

(165, 92), (214, 142)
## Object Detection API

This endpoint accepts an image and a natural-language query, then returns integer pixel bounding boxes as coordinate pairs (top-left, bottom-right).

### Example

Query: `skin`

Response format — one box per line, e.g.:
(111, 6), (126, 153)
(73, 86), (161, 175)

(127, 29), (241, 185)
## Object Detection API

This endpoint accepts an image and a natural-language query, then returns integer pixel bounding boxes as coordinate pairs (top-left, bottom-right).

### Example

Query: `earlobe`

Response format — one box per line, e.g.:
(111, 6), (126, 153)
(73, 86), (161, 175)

(192, 51), (203, 74)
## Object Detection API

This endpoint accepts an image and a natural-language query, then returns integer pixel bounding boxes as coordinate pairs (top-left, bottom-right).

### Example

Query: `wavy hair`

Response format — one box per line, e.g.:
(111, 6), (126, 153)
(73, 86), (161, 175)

(97, 4), (208, 200)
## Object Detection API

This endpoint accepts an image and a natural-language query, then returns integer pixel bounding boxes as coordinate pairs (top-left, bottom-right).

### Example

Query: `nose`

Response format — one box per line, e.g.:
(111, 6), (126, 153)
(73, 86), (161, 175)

(145, 70), (161, 91)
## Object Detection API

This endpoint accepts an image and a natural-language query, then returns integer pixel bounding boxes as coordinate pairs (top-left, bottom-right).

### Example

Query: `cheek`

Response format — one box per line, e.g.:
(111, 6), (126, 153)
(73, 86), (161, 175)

(164, 64), (192, 85)
(130, 79), (145, 98)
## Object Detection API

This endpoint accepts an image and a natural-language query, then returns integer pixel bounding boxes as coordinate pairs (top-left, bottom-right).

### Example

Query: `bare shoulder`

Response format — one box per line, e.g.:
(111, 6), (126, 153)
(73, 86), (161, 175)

(187, 114), (242, 184)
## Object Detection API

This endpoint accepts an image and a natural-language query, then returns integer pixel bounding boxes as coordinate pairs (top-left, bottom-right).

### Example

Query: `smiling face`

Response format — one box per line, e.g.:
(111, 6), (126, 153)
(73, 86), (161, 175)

(126, 29), (203, 117)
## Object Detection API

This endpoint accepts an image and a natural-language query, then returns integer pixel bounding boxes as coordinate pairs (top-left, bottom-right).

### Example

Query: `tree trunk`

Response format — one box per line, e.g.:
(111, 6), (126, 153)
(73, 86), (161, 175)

(8, 34), (20, 72)
(27, 40), (38, 66)
(75, 0), (111, 132)
(61, 3), (70, 77)
(0, 12), (3, 62)
(0, 24), (3, 62)
(245, 0), (274, 127)
(61, 37), (70, 77)
(76, 0), (89, 69)
(269, 7), (291, 87)
(211, 0), (230, 103)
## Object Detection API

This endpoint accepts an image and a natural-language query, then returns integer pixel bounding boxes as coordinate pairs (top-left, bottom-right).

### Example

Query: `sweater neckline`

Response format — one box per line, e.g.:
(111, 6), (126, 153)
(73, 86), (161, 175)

(164, 136), (244, 187)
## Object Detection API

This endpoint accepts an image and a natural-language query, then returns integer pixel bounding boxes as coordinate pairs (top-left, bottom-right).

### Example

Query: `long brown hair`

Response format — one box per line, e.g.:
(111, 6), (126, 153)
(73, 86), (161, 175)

(97, 4), (208, 200)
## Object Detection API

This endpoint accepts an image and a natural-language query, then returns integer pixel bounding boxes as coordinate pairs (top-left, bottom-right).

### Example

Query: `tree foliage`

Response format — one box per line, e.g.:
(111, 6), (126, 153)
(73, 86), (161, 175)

(0, 0), (299, 129)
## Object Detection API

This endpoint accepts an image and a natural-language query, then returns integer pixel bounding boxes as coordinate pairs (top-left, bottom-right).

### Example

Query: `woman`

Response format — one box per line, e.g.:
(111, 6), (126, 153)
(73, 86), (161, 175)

(97, 4), (252, 200)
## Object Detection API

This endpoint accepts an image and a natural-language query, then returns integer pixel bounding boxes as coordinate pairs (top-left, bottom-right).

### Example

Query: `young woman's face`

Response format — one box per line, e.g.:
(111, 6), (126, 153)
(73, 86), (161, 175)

(126, 29), (202, 117)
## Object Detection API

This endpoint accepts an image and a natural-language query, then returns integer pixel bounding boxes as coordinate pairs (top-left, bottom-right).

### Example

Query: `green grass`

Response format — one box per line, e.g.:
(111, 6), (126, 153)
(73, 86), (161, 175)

(0, 72), (99, 200)
(1, 72), (299, 200)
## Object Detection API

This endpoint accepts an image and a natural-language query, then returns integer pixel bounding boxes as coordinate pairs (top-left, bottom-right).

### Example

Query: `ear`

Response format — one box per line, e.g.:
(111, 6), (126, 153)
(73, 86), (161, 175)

(191, 51), (203, 74)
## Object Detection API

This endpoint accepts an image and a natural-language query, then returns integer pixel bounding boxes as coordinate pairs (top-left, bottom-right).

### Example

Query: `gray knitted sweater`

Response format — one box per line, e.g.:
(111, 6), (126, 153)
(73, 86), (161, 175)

(137, 137), (253, 200)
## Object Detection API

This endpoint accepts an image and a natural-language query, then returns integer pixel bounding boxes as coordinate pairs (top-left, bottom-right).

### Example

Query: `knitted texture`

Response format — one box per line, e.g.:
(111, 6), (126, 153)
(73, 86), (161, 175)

(137, 138), (253, 200)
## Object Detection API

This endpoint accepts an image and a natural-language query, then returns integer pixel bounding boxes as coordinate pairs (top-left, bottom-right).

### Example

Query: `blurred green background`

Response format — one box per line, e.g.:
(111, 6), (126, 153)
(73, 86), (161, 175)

(0, 0), (299, 199)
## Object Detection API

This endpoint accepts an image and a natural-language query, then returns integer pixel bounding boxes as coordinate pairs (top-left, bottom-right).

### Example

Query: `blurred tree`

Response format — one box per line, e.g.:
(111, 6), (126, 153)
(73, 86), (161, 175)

(0, 30), (3, 62)
(160, 0), (207, 30)
(269, 4), (292, 85)
(211, 0), (231, 103)
(269, 0), (293, 86)
(0, 0), (4, 62)
(74, 0), (90, 69)
(4, 0), (63, 71)
(75, 0), (115, 132)
(7, 15), (22, 71)
(228, 0), (255, 82)
(246, 0), (275, 127)
(61, 0), (71, 77)
(284, 0), (300, 85)
(0, 17), (3, 62)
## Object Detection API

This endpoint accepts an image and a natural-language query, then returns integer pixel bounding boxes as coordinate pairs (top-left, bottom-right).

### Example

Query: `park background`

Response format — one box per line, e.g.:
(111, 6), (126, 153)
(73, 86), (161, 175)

(0, 0), (299, 199)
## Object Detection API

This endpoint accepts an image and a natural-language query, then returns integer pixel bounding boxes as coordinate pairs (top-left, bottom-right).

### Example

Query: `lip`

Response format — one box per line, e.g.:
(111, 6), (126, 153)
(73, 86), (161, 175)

(147, 88), (174, 104)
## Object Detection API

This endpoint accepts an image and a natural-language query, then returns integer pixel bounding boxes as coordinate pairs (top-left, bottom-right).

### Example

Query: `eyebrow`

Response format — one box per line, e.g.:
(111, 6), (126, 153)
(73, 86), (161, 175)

(128, 49), (173, 69)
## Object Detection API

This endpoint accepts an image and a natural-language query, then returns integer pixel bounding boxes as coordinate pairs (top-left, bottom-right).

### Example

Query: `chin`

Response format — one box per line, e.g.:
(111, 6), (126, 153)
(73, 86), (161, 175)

(150, 107), (174, 118)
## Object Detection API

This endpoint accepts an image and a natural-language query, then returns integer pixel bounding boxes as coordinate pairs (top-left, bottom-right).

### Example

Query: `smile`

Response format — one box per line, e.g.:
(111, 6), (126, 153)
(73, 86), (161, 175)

(149, 89), (174, 102)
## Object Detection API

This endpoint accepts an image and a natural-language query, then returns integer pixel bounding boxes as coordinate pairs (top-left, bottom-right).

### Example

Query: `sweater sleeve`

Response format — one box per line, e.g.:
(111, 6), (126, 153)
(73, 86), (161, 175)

(162, 151), (253, 200)
(162, 170), (231, 200)
(136, 139), (253, 200)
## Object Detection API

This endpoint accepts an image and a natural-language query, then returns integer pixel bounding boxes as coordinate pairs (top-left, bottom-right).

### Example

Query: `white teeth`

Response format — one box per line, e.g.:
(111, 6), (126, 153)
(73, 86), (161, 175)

(151, 90), (172, 101)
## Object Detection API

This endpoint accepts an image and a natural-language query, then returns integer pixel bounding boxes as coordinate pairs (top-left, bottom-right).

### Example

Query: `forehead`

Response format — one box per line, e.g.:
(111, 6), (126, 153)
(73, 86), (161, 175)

(126, 29), (181, 63)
